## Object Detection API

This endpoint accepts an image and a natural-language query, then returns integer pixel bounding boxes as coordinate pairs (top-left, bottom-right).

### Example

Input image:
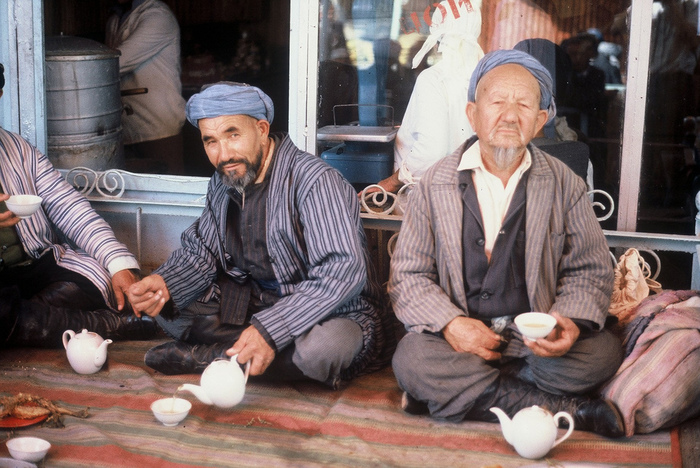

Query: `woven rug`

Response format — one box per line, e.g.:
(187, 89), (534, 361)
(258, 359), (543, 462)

(0, 340), (677, 468)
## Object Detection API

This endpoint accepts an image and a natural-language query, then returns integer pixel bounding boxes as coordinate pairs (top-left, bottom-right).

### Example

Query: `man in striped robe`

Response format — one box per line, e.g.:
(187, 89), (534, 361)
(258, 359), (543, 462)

(127, 83), (390, 388)
(0, 63), (156, 349)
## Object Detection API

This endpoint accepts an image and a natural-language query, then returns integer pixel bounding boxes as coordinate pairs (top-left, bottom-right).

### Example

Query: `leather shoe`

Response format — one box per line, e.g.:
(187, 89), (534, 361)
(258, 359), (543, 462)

(570, 398), (625, 438)
(400, 391), (429, 415)
(145, 340), (229, 375)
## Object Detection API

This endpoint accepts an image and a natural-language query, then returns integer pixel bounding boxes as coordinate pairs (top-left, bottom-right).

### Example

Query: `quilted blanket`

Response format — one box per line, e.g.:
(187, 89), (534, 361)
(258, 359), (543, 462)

(0, 340), (676, 467)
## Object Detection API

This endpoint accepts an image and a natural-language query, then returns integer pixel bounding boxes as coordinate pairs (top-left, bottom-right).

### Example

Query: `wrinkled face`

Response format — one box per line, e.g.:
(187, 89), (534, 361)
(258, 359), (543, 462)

(199, 114), (269, 191)
(466, 64), (548, 170)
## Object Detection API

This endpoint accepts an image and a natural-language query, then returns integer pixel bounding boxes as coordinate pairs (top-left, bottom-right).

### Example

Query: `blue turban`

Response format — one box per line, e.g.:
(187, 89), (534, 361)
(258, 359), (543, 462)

(186, 82), (274, 127)
(467, 49), (556, 122)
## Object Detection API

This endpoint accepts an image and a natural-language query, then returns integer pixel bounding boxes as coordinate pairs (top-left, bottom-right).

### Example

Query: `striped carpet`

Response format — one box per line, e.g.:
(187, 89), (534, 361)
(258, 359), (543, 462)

(0, 340), (676, 467)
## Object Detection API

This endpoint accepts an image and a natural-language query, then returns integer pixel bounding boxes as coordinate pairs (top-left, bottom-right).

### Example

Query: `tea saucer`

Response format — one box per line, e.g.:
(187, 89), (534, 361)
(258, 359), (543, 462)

(0, 414), (48, 428)
(0, 457), (37, 468)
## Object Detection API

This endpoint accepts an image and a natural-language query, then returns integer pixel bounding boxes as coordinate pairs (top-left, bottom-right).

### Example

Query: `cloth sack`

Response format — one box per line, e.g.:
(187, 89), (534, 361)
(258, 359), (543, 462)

(609, 248), (662, 325)
(602, 290), (700, 436)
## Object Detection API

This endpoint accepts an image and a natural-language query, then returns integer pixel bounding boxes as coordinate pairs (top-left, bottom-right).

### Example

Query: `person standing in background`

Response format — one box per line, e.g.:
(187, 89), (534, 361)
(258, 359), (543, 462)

(106, 0), (186, 174)
(371, 0), (483, 193)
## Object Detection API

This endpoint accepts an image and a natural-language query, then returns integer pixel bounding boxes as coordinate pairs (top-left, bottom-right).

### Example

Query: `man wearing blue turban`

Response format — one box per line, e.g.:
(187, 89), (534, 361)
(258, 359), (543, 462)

(127, 82), (390, 386)
(389, 50), (625, 437)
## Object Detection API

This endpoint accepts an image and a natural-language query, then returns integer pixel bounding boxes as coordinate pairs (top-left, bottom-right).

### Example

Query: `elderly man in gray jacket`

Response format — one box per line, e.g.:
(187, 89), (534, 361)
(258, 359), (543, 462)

(390, 50), (625, 438)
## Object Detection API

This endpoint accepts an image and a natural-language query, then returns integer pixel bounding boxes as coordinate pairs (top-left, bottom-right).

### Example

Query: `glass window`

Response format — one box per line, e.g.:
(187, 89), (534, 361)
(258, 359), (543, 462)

(317, 0), (632, 224)
(638, 0), (700, 235)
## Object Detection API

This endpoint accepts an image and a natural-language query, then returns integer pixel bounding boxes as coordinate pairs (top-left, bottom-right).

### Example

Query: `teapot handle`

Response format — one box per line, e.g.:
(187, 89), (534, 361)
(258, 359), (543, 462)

(62, 329), (76, 350)
(230, 354), (251, 384)
(552, 412), (575, 448)
(242, 360), (251, 384)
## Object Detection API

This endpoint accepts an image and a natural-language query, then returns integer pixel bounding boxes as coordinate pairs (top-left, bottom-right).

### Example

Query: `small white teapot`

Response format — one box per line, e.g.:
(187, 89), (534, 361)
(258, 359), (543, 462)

(178, 355), (251, 408)
(490, 405), (574, 459)
(62, 329), (112, 374)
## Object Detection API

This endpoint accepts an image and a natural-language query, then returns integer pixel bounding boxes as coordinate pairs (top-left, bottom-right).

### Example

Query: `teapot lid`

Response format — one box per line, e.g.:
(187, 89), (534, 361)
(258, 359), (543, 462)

(75, 329), (97, 338)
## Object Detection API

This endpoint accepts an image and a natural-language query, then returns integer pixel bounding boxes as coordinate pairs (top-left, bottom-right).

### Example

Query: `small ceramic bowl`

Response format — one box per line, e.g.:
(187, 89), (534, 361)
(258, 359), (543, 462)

(151, 397), (191, 426)
(4, 195), (43, 219)
(515, 312), (557, 340)
(6, 436), (51, 463)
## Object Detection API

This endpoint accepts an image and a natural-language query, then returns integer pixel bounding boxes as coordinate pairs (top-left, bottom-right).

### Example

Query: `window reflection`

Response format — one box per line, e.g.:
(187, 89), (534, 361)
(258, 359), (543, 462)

(639, 0), (700, 234)
(318, 0), (631, 223)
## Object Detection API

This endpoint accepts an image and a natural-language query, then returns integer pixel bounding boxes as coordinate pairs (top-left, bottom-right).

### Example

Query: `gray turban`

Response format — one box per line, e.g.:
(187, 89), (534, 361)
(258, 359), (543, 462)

(467, 49), (556, 122)
(186, 82), (274, 127)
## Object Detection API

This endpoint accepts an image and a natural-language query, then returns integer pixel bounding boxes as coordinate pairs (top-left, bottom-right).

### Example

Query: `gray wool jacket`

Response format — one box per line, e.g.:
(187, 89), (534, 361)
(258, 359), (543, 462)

(389, 137), (613, 334)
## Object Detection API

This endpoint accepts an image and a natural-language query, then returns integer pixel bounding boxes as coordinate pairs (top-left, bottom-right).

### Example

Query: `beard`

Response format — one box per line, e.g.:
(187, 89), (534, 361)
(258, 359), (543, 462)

(217, 149), (263, 192)
(492, 146), (522, 171)
(488, 123), (526, 171)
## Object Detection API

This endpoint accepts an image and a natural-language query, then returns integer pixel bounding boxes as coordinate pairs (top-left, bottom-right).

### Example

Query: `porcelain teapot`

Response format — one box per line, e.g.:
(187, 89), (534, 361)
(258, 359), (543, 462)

(490, 405), (574, 459)
(178, 355), (251, 408)
(62, 329), (112, 374)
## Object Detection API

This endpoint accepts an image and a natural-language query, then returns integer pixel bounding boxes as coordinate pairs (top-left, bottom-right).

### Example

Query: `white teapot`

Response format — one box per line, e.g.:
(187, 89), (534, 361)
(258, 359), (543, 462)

(178, 355), (251, 408)
(490, 405), (574, 459)
(62, 329), (112, 374)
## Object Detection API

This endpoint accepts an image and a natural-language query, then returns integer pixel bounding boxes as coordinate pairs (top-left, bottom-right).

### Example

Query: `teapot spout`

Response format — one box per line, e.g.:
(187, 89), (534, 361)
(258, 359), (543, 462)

(490, 407), (515, 445)
(93, 339), (113, 368)
(178, 384), (213, 405)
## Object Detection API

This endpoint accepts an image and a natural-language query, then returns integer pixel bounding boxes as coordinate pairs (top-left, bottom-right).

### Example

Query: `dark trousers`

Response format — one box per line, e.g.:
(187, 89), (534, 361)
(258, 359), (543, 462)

(0, 253), (104, 310)
(392, 328), (623, 422)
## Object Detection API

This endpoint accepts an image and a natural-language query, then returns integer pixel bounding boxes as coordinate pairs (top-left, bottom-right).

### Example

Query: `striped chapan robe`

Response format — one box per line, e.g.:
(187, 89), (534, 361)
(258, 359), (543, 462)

(154, 134), (389, 380)
(0, 127), (138, 308)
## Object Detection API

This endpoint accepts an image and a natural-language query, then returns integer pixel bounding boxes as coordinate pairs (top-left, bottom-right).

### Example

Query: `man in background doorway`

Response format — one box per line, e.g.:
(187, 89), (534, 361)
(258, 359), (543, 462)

(106, 0), (186, 174)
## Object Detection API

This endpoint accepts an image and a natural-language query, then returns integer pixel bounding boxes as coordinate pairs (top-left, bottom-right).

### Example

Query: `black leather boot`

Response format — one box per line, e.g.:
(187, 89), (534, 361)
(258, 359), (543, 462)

(144, 340), (230, 375)
(466, 375), (625, 438)
(186, 313), (245, 345)
(5, 293), (158, 348)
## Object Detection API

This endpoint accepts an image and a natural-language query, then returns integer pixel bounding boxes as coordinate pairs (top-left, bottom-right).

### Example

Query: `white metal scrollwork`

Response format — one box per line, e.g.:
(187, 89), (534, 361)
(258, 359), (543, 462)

(359, 183), (415, 217)
(64, 167), (126, 199)
(589, 189), (615, 222)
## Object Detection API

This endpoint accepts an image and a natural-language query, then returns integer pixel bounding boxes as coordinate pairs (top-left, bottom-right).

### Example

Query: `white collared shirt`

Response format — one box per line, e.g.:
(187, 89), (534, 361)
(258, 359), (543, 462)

(457, 141), (531, 261)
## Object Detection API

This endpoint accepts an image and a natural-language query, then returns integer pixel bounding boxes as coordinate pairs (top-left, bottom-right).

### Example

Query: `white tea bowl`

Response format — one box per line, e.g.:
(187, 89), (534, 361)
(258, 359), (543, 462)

(4, 195), (43, 219)
(515, 312), (557, 340)
(6, 437), (51, 463)
(151, 397), (192, 426)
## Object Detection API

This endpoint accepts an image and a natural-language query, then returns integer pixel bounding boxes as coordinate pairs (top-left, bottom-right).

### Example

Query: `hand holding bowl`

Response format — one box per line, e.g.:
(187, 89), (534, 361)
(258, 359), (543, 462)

(4, 195), (43, 219)
(515, 312), (557, 341)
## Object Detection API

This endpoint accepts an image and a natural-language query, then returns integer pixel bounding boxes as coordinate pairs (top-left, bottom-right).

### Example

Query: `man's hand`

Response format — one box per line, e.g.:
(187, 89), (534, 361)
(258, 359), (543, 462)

(226, 326), (275, 376)
(523, 312), (580, 357)
(111, 269), (139, 311)
(0, 194), (20, 228)
(443, 316), (506, 361)
(126, 274), (171, 318)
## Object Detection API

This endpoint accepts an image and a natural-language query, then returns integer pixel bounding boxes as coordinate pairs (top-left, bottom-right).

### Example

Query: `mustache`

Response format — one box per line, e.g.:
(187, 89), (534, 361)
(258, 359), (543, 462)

(217, 158), (251, 172)
(492, 123), (523, 136)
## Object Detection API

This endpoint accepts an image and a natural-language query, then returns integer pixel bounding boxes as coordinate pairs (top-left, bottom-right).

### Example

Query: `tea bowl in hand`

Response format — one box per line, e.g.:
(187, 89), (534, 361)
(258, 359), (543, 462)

(6, 436), (51, 463)
(515, 312), (557, 341)
(151, 397), (191, 426)
(4, 195), (43, 219)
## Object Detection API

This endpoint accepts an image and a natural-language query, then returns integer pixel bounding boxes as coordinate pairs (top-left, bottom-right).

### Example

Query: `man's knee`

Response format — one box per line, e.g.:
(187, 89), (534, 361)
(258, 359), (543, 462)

(33, 281), (103, 310)
(528, 329), (624, 394)
(392, 332), (428, 387)
(293, 318), (363, 383)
